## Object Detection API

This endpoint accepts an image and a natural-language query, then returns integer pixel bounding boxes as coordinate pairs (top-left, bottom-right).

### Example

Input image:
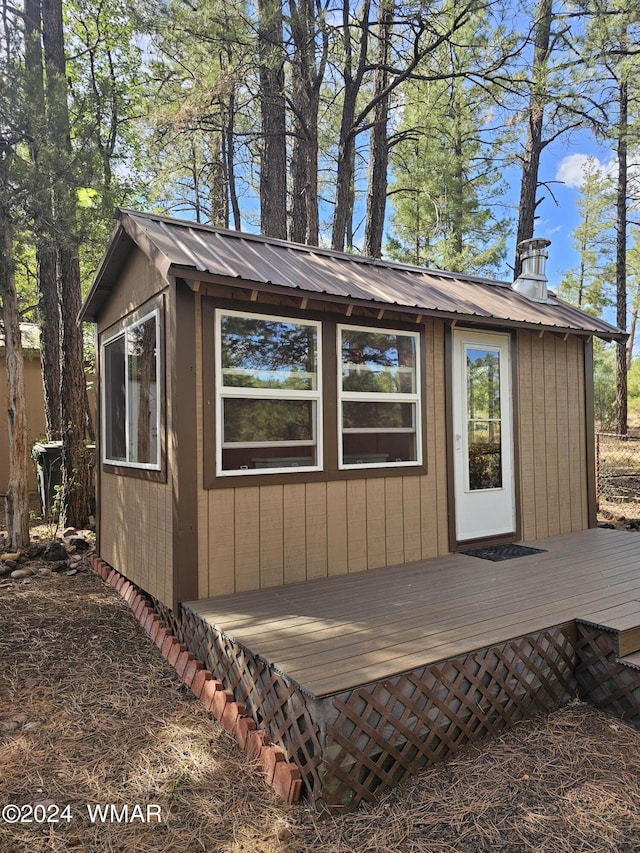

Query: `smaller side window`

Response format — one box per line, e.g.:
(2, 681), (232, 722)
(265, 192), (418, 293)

(102, 310), (160, 469)
(338, 325), (421, 468)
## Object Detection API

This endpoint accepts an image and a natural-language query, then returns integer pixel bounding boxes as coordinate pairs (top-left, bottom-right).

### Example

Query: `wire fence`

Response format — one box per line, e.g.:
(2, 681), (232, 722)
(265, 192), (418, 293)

(596, 432), (640, 520)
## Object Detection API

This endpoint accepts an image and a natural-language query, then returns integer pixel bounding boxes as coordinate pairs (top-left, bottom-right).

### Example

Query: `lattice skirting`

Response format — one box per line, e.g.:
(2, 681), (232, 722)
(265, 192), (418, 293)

(575, 622), (640, 725)
(168, 608), (578, 810)
(177, 604), (325, 804)
(118, 595), (640, 810)
(111, 592), (640, 809)
(323, 626), (577, 808)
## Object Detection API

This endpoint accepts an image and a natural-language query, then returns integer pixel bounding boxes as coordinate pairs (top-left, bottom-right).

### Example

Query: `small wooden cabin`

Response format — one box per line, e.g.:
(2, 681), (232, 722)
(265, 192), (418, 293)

(80, 209), (622, 613)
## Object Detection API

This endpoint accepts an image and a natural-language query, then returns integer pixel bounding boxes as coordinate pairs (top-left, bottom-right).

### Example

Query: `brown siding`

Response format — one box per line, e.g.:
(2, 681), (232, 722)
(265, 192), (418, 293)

(517, 331), (589, 540)
(198, 314), (450, 598)
(284, 483), (308, 583)
(259, 484), (284, 587)
(99, 249), (166, 333)
(97, 247), (174, 607)
(327, 480), (348, 575)
(99, 474), (174, 606)
(0, 350), (47, 493)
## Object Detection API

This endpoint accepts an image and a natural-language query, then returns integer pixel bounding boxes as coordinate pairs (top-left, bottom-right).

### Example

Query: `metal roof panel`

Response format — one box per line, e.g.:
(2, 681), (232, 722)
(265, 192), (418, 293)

(79, 209), (624, 341)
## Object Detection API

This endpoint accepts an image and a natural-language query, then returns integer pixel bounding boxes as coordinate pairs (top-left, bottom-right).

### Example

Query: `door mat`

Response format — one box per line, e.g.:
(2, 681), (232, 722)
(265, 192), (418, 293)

(463, 544), (547, 562)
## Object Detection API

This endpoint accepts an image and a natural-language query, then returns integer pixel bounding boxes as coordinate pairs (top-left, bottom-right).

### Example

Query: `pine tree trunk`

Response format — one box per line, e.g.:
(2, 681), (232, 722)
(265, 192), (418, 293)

(452, 115), (465, 262)
(627, 305), (636, 372)
(59, 247), (91, 527)
(42, 0), (91, 527)
(0, 149), (30, 549)
(289, 0), (309, 243)
(209, 131), (228, 227)
(258, 0), (287, 239)
(290, 117), (309, 243)
(289, 97), (319, 246)
(332, 0), (371, 252)
(332, 95), (358, 252)
(289, 0), (324, 246)
(24, 0), (62, 439)
(37, 248), (62, 439)
(225, 90), (242, 230)
(615, 76), (628, 436)
(289, 107), (321, 246)
(363, 0), (393, 259)
(515, 0), (552, 276)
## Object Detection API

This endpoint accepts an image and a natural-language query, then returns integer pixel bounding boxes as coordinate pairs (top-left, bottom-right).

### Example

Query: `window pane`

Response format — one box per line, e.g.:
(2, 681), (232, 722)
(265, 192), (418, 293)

(342, 432), (416, 465)
(342, 401), (414, 430)
(222, 446), (316, 471)
(466, 348), (500, 420)
(104, 335), (126, 462)
(341, 330), (416, 393)
(468, 421), (502, 490)
(342, 401), (417, 464)
(223, 399), (315, 443)
(222, 399), (316, 471)
(127, 317), (158, 465)
(221, 315), (318, 390)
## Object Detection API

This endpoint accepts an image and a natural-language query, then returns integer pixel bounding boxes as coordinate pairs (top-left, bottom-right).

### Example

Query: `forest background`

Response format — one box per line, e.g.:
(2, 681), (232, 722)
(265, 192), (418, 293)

(0, 0), (638, 545)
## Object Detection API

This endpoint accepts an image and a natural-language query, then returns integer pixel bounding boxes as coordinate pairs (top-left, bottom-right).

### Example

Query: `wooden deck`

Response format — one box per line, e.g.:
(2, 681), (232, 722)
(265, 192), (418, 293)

(186, 527), (640, 698)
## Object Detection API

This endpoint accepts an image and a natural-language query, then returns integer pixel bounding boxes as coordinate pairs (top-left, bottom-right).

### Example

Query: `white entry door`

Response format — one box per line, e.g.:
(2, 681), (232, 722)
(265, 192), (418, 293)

(452, 330), (515, 542)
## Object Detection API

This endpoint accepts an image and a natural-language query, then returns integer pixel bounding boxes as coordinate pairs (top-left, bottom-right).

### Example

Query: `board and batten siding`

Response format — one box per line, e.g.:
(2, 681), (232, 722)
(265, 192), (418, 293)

(97, 247), (174, 609)
(196, 305), (450, 598)
(517, 330), (588, 540)
(97, 248), (165, 333)
(100, 475), (174, 607)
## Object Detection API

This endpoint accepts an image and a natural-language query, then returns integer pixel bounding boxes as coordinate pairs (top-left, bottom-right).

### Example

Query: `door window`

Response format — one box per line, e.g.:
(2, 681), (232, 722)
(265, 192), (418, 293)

(466, 347), (502, 490)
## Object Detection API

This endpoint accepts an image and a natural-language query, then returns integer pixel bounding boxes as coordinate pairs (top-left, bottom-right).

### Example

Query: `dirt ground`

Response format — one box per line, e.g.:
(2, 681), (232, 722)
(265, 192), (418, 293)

(2, 554), (640, 852)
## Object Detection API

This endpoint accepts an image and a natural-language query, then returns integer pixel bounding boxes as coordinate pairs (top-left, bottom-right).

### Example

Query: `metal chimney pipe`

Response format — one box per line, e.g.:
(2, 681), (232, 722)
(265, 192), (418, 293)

(512, 238), (551, 303)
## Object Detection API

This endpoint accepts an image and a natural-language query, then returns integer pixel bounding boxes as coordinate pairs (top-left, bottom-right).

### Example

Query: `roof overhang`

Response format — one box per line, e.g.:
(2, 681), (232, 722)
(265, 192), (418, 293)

(80, 208), (627, 343)
(171, 267), (626, 343)
(80, 222), (132, 322)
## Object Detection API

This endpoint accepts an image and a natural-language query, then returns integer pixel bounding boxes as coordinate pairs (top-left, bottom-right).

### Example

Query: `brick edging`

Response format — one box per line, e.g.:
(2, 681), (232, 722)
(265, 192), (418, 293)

(89, 555), (302, 804)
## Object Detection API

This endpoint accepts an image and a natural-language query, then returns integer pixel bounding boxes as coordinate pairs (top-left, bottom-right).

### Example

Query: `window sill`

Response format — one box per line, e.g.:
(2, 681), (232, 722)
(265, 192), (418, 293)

(102, 463), (167, 483)
(205, 463), (428, 489)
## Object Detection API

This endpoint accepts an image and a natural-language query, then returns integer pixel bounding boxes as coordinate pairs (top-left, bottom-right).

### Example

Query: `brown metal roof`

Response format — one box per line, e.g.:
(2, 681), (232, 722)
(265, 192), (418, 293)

(80, 208), (625, 341)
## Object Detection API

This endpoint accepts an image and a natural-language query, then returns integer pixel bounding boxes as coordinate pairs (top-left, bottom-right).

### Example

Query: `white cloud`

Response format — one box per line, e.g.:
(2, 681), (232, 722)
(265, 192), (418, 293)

(555, 153), (617, 188)
(556, 152), (640, 213)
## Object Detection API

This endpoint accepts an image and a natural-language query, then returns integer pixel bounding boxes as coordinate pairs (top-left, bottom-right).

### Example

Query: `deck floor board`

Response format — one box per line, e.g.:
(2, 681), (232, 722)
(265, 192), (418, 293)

(243, 555), (640, 651)
(185, 528), (640, 696)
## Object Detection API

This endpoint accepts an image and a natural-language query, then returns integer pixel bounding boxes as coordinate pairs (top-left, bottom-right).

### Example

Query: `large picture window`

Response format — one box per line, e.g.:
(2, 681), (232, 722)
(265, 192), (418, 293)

(102, 310), (161, 469)
(216, 310), (322, 474)
(338, 325), (421, 468)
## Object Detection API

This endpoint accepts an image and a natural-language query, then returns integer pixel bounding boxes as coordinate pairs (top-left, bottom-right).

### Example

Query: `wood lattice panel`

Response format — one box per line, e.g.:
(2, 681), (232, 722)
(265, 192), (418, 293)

(151, 597), (181, 638)
(323, 626), (577, 809)
(179, 606), (324, 801)
(575, 622), (640, 725)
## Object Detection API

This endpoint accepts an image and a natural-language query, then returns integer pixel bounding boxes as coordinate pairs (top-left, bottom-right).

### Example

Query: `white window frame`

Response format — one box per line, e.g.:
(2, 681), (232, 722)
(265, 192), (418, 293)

(101, 308), (161, 471)
(338, 324), (422, 470)
(215, 309), (323, 476)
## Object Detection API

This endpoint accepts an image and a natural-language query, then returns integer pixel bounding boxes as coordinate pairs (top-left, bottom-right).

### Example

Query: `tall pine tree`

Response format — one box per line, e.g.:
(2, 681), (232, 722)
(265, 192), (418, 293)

(388, 73), (511, 275)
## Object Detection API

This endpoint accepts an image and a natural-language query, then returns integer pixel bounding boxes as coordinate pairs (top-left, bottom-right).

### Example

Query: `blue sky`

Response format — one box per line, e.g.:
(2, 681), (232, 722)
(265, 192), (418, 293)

(504, 132), (618, 289)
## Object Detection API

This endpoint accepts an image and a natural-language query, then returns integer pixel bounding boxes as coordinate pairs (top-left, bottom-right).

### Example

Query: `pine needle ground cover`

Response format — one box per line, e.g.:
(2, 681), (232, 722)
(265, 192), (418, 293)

(2, 563), (640, 852)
